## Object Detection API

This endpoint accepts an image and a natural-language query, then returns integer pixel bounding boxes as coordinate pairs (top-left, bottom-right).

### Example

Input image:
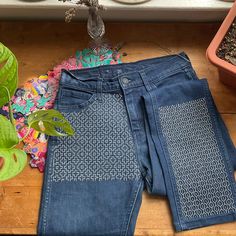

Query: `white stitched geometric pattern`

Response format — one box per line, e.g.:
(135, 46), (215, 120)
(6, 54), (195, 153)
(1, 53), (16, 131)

(51, 93), (141, 182)
(159, 98), (236, 219)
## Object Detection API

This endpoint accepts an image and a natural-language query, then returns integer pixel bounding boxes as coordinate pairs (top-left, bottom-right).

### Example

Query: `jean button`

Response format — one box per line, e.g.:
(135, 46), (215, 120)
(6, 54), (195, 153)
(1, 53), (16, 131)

(122, 77), (130, 85)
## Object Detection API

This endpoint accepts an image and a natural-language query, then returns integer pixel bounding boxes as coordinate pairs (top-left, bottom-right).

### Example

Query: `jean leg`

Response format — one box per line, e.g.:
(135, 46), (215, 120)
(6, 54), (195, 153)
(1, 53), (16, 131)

(143, 78), (236, 231)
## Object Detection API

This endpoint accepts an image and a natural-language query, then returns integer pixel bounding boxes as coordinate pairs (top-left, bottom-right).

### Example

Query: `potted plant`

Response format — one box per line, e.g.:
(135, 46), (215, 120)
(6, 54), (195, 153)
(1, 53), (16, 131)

(0, 43), (74, 181)
(206, 1), (236, 88)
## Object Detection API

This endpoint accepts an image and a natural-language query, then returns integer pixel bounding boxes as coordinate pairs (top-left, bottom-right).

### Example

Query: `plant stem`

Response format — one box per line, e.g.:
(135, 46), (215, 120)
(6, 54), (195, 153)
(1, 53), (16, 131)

(19, 126), (31, 143)
(1, 86), (15, 128)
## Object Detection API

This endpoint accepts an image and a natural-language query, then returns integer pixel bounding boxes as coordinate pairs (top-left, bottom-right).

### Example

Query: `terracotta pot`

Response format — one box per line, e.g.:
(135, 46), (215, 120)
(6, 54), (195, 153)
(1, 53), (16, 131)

(206, 2), (236, 88)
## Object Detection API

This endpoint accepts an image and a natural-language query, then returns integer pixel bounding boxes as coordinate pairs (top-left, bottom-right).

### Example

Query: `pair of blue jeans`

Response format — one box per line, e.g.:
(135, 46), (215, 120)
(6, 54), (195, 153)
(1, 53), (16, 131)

(38, 52), (236, 235)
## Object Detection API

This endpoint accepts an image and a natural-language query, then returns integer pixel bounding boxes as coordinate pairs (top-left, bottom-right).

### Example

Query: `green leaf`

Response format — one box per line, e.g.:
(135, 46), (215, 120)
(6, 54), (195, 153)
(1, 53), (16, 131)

(0, 42), (18, 107)
(0, 149), (27, 181)
(0, 114), (19, 149)
(27, 109), (75, 137)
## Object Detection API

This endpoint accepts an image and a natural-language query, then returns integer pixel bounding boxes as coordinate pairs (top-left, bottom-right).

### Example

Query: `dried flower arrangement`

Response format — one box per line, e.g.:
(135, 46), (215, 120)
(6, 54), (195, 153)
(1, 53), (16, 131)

(58, 0), (127, 60)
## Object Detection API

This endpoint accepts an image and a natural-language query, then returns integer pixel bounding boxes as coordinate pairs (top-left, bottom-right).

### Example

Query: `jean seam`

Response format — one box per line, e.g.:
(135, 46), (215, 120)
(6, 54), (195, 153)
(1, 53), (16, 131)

(61, 83), (121, 93)
(131, 132), (147, 178)
(180, 211), (236, 223)
(60, 83), (95, 92)
(122, 90), (146, 178)
(37, 157), (49, 234)
(184, 67), (198, 80)
(145, 175), (152, 192)
(149, 90), (183, 230)
(148, 64), (191, 86)
(42, 141), (54, 234)
(147, 65), (192, 90)
(124, 181), (142, 236)
(57, 94), (98, 112)
(60, 93), (97, 107)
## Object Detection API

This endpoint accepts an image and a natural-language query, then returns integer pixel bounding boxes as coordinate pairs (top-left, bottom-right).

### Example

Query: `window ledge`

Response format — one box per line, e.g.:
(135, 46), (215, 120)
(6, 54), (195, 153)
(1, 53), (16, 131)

(0, 0), (234, 21)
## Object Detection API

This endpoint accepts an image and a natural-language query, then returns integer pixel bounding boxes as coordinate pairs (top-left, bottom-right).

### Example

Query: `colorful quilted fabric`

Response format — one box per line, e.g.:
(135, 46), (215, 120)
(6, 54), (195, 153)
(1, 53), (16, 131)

(0, 49), (122, 172)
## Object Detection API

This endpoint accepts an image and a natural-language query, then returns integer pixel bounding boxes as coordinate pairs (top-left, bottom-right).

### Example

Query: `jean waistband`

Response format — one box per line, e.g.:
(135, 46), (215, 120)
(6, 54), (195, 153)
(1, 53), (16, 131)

(60, 52), (193, 93)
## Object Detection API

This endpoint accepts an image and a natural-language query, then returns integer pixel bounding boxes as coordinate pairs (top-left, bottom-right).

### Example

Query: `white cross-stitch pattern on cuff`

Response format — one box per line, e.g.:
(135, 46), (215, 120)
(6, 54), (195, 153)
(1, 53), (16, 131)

(159, 98), (236, 219)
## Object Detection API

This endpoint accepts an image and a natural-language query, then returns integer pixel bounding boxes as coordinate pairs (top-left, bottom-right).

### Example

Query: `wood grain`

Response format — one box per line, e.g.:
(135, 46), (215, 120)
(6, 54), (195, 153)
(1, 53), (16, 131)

(0, 22), (236, 235)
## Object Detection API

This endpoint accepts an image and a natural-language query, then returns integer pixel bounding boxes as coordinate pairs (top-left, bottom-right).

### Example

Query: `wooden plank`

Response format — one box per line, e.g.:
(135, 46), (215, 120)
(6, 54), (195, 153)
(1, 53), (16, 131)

(0, 22), (236, 235)
(0, 228), (36, 235)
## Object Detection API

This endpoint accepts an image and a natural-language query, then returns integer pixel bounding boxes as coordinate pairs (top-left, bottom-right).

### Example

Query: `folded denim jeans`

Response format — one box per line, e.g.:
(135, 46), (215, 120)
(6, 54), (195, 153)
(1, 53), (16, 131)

(38, 52), (236, 235)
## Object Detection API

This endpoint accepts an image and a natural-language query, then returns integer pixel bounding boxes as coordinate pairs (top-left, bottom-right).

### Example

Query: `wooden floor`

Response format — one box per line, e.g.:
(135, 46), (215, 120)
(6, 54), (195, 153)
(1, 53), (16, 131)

(0, 22), (236, 236)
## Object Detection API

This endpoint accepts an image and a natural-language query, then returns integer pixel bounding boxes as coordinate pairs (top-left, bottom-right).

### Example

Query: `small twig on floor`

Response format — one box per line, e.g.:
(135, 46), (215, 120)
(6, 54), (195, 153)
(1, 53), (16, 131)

(112, 41), (128, 61)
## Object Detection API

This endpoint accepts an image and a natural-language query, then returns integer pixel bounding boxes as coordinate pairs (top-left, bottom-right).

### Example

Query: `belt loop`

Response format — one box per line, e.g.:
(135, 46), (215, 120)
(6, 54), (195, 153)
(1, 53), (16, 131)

(183, 66), (197, 80)
(97, 78), (103, 102)
(139, 71), (153, 92)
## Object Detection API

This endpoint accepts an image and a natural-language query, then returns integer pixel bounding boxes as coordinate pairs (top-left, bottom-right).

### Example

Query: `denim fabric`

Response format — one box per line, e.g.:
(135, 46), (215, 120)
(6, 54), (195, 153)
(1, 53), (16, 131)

(38, 52), (236, 235)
